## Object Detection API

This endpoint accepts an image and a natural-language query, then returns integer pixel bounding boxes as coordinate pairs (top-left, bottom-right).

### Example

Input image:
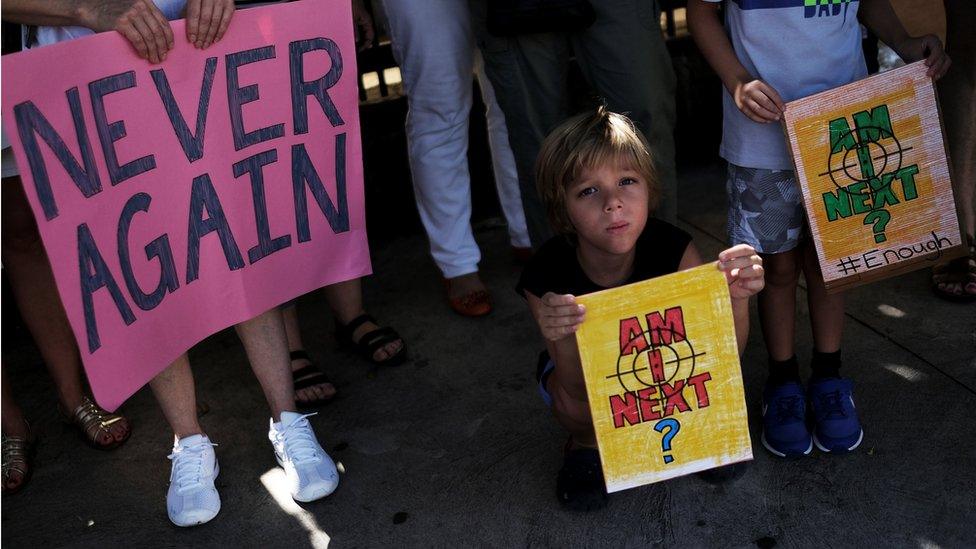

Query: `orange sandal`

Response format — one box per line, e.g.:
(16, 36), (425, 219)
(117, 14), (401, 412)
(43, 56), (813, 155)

(444, 279), (492, 317)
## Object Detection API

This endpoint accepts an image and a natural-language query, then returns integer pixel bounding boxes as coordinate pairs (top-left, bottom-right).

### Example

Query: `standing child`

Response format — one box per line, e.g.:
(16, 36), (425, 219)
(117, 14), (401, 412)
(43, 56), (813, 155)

(517, 108), (764, 510)
(687, 0), (950, 458)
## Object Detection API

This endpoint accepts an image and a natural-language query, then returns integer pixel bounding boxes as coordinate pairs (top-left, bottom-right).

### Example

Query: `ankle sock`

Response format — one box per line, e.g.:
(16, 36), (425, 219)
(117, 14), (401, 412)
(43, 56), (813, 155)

(767, 355), (800, 385)
(811, 349), (841, 380)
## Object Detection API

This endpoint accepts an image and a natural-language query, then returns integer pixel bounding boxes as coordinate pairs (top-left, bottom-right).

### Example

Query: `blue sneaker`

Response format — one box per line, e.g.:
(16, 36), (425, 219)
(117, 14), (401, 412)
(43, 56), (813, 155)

(761, 382), (813, 458)
(808, 377), (863, 453)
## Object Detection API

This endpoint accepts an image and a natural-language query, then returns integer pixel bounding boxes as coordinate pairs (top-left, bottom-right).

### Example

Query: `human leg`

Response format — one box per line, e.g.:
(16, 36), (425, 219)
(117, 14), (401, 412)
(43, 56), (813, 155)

(725, 165), (810, 457)
(474, 49), (531, 250)
(802, 242), (844, 357)
(802, 243), (862, 453)
(0, 177), (129, 447)
(932, 0), (976, 299)
(323, 278), (403, 364)
(572, 0), (678, 223)
(470, 0), (569, 247)
(282, 304), (336, 405)
(148, 354), (219, 527)
(235, 308), (339, 501)
(755, 252), (814, 458)
(383, 0), (484, 283)
(149, 354), (203, 440)
(234, 307), (294, 420)
(543, 354), (605, 510)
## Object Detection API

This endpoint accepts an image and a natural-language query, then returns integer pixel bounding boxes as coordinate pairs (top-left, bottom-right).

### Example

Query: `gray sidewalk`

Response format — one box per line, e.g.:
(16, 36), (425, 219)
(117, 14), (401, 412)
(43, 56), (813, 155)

(2, 162), (974, 548)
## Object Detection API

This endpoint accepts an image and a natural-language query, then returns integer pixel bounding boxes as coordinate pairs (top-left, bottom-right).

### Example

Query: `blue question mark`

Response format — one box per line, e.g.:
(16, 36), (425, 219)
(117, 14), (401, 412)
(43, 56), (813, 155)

(653, 419), (681, 464)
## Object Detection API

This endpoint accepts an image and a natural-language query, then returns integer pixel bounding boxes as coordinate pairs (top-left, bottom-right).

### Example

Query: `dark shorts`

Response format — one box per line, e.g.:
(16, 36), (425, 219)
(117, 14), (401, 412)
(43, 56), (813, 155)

(726, 163), (806, 254)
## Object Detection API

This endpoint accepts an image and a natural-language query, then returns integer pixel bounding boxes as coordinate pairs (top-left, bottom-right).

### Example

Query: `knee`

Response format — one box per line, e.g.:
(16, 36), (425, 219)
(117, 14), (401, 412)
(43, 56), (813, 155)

(550, 379), (592, 427)
(764, 256), (800, 288)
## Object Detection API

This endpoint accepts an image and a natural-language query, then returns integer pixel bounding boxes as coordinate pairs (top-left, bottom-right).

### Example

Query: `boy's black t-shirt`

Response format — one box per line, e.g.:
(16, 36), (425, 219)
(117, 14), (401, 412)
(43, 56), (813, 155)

(516, 218), (693, 299)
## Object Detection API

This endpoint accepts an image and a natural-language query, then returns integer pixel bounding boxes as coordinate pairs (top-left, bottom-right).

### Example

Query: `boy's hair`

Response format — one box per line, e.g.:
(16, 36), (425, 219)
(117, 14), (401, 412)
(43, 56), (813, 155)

(535, 106), (660, 236)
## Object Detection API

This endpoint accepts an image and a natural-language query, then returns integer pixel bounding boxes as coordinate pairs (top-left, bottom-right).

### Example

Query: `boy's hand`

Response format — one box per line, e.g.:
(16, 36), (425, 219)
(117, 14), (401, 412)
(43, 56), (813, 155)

(718, 245), (764, 300)
(537, 293), (586, 342)
(894, 34), (951, 80)
(733, 79), (785, 123)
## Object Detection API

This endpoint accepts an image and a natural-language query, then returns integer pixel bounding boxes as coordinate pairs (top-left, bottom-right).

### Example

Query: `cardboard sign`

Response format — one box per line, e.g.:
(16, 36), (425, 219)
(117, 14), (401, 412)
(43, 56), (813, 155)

(0, 0), (369, 411)
(783, 61), (963, 292)
(575, 264), (752, 492)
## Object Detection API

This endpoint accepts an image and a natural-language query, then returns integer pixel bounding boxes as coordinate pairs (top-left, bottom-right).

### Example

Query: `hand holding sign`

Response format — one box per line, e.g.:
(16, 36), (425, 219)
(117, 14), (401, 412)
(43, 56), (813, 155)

(184, 0), (235, 49)
(534, 293), (586, 342)
(718, 244), (764, 299)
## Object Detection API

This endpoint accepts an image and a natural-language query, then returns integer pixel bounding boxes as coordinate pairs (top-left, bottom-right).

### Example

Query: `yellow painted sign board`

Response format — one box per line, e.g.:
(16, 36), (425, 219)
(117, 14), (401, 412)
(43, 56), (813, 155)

(575, 264), (752, 493)
(783, 61), (963, 292)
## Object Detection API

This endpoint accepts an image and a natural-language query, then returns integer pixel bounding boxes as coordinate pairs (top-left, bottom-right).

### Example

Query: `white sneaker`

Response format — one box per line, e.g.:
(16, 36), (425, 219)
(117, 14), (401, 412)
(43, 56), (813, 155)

(166, 434), (220, 527)
(269, 412), (339, 502)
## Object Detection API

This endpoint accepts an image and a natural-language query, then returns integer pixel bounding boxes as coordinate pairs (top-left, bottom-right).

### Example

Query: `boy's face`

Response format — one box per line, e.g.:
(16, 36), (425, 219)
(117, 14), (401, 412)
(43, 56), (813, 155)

(566, 160), (649, 258)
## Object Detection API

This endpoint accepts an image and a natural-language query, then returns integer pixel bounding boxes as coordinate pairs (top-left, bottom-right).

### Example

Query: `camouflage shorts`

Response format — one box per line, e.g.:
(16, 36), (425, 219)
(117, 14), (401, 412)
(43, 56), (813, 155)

(726, 164), (806, 254)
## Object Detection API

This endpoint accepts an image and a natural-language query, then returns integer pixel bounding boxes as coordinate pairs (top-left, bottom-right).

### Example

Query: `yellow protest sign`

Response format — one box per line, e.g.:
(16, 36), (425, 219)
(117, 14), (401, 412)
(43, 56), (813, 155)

(575, 264), (752, 492)
(783, 61), (963, 292)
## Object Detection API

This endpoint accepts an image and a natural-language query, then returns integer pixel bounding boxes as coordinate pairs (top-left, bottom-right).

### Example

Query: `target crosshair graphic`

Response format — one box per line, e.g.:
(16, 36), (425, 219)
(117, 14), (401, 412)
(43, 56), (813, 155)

(605, 325), (707, 403)
(816, 125), (914, 194)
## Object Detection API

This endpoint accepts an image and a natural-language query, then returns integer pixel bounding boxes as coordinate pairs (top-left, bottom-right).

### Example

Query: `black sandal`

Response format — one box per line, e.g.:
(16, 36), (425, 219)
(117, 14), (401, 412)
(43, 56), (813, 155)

(291, 350), (336, 409)
(335, 314), (406, 367)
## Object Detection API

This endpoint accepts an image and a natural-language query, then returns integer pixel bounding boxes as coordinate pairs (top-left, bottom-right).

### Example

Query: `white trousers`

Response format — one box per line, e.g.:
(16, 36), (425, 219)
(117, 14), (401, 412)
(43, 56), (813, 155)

(383, 0), (531, 278)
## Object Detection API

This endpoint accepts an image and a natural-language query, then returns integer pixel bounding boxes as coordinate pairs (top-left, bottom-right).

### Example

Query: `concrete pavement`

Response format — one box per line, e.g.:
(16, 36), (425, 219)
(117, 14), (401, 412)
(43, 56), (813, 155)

(2, 162), (975, 548)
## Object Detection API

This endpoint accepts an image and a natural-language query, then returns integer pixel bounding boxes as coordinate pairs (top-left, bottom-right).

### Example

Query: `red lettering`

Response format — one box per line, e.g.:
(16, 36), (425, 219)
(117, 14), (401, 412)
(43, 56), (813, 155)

(609, 392), (640, 428)
(646, 348), (666, 383)
(661, 380), (691, 416)
(619, 317), (648, 355)
(637, 387), (661, 420)
(646, 306), (686, 345)
(686, 372), (712, 408)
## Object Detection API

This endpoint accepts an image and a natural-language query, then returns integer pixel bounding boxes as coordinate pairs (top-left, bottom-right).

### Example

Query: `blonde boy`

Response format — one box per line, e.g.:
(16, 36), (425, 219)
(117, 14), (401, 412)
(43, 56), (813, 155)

(517, 108), (764, 510)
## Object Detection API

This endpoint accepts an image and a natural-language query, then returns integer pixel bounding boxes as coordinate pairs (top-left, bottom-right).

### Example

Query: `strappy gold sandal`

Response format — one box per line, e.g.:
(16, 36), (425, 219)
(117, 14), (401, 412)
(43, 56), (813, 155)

(61, 396), (131, 451)
(2, 421), (36, 495)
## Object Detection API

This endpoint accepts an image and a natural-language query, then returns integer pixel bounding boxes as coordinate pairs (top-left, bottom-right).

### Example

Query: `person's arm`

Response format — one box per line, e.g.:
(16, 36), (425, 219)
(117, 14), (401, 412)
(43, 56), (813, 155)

(686, 0), (785, 123)
(859, 0), (950, 79)
(4, 0), (236, 63)
(3, 0), (174, 63)
(677, 242), (764, 355)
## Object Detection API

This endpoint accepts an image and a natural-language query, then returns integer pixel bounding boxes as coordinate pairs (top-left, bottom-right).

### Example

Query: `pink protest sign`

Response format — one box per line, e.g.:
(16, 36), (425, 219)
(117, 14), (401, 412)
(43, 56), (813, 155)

(1, 0), (369, 411)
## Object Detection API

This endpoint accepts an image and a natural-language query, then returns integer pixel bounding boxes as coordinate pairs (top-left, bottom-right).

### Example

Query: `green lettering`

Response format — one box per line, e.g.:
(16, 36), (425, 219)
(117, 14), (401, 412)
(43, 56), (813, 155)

(856, 145), (876, 179)
(852, 104), (892, 144)
(869, 173), (900, 208)
(848, 181), (871, 214)
(829, 117), (857, 153)
(897, 164), (920, 200)
(823, 188), (852, 221)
